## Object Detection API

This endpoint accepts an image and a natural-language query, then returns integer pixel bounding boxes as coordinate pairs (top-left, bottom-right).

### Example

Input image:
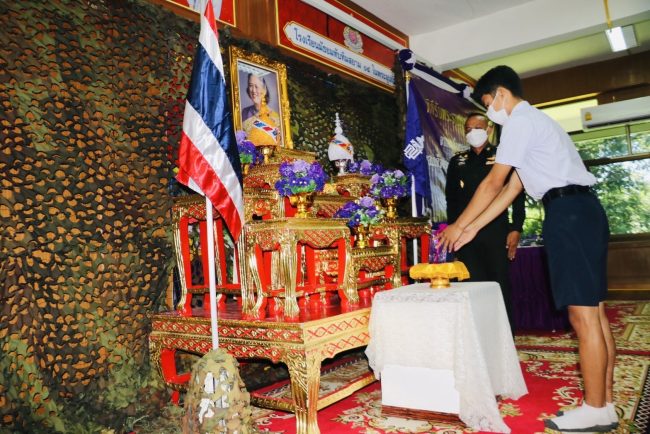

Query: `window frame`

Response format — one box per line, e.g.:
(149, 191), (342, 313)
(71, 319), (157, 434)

(570, 121), (650, 238)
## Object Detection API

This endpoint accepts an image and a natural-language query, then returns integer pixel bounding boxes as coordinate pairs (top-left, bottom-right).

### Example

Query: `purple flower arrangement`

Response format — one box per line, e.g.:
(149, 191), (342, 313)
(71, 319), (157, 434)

(275, 159), (328, 196)
(334, 196), (385, 228)
(370, 169), (411, 199)
(347, 159), (383, 176)
(236, 130), (262, 165)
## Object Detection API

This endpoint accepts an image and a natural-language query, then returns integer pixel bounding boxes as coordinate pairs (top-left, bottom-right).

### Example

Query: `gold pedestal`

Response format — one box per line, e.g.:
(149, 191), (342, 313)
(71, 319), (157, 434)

(381, 197), (398, 220)
(428, 276), (451, 288)
(353, 224), (370, 248)
(288, 192), (316, 218)
(241, 162), (250, 176)
(259, 144), (276, 164)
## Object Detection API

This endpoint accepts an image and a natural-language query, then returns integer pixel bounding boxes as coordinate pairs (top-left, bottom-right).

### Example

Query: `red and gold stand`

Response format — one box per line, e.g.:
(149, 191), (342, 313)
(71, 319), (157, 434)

(152, 152), (433, 434)
(149, 304), (374, 434)
(241, 218), (353, 320)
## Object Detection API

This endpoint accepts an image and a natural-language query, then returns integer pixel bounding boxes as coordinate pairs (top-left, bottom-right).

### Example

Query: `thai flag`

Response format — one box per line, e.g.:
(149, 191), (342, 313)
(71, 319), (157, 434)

(176, 0), (244, 241)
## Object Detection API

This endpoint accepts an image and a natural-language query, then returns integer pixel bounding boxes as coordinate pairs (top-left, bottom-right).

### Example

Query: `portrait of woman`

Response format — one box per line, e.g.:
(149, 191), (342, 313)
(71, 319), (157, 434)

(238, 68), (281, 146)
(230, 47), (293, 148)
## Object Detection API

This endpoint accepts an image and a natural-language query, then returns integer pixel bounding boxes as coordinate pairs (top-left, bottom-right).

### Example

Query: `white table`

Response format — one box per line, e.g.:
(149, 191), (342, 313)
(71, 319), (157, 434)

(365, 282), (528, 433)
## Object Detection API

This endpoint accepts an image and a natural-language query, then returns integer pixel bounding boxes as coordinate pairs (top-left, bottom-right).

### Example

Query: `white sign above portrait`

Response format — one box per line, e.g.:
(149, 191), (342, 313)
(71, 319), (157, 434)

(283, 22), (395, 89)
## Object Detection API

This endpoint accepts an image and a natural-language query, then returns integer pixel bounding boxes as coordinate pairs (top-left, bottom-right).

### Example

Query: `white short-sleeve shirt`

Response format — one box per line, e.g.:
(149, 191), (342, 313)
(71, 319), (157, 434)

(495, 101), (596, 200)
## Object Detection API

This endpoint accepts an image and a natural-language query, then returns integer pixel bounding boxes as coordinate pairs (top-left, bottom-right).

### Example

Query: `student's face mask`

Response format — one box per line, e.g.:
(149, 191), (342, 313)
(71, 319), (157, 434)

(486, 92), (509, 125)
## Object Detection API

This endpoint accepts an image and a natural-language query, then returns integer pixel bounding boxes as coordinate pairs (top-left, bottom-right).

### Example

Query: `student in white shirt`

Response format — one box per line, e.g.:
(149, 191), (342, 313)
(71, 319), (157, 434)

(438, 66), (617, 433)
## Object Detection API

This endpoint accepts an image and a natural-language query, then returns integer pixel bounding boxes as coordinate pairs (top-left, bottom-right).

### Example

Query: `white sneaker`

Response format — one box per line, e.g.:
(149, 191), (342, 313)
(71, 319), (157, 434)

(606, 402), (619, 428)
(557, 402), (619, 429)
(544, 402), (614, 432)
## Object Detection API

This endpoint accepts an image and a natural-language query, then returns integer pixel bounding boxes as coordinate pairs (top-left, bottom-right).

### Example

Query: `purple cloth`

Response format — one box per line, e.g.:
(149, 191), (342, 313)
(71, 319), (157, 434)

(509, 246), (570, 331)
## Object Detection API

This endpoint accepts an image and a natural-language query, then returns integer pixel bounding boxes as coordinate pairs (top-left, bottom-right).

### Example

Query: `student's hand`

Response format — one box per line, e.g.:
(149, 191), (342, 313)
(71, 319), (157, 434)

(453, 224), (479, 251)
(506, 230), (521, 260)
(436, 223), (463, 253)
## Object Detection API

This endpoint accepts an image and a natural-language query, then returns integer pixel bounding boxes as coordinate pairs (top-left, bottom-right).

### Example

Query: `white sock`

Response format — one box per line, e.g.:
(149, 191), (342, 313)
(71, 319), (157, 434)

(549, 402), (611, 430)
(606, 402), (618, 424)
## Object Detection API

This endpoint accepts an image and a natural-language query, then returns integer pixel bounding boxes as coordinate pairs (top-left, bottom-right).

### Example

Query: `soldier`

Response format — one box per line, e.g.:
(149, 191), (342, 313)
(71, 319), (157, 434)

(445, 112), (525, 334)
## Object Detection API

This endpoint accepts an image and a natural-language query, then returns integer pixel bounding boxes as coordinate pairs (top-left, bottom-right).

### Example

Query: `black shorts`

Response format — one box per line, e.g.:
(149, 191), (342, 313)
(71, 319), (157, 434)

(542, 192), (609, 309)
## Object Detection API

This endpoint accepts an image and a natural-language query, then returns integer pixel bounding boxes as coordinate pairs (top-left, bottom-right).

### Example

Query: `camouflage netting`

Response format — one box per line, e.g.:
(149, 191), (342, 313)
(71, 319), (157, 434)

(0, 0), (194, 431)
(0, 0), (400, 432)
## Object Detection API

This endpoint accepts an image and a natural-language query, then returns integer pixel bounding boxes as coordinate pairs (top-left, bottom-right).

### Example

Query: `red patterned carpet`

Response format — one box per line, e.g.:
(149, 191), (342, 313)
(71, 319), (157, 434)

(252, 301), (650, 433)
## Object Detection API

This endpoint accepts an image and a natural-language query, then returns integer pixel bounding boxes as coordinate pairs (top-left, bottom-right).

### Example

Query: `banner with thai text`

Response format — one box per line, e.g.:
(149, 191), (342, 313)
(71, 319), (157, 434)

(409, 74), (477, 222)
(276, 0), (406, 91)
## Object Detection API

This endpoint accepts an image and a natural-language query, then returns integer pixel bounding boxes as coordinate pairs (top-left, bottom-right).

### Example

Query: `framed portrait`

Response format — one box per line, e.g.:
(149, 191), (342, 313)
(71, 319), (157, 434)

(229, 47), (293, 148)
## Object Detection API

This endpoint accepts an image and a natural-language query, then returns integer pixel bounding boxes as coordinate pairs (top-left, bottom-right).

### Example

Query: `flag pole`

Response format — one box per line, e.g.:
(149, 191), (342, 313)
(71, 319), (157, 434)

(205, 196), (219, 349)
(411, 176), (418, 266)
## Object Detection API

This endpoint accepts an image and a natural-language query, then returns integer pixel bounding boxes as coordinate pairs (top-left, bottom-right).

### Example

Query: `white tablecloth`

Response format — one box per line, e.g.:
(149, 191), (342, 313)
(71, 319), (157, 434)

(365, 282), (528, 433)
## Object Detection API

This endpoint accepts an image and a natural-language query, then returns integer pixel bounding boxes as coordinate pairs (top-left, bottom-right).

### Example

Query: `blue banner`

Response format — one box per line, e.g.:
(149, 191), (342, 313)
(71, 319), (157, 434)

(403, 80), (431, 214)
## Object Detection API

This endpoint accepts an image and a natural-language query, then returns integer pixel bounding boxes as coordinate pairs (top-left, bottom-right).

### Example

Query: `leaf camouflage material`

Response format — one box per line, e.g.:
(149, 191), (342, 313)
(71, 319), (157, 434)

(0, 0), (401, 431)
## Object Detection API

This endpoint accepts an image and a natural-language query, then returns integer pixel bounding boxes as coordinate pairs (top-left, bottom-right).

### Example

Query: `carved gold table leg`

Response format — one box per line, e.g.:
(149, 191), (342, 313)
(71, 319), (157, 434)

(344, 260), (361, 308)
(390, 255), (402, 289)
(244, 249), (266, 318)
(286, 351), (322, 434)
(279, 232), (299, 319)
(339, 241), (359, 306)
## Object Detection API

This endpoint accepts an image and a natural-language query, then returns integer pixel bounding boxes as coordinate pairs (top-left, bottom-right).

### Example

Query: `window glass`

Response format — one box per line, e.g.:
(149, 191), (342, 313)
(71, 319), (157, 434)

(589, 159), (650, 234)
(572, 127), (628, 160)
(522, 109), (650, 236)
(521, 195), (544, 238)
(630, 121), (650, 154)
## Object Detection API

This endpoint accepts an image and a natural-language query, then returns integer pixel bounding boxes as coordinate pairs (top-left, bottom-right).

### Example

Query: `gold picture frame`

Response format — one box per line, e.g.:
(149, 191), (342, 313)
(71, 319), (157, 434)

(229, 46), (293, 148)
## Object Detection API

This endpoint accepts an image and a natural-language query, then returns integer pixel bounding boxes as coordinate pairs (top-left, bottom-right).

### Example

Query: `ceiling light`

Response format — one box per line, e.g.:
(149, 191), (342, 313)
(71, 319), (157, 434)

(605, 25), (638, 52)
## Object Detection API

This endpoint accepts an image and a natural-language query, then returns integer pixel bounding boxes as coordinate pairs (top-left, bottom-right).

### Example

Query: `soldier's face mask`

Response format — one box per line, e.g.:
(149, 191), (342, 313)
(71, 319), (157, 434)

(466, 128), (488, 147)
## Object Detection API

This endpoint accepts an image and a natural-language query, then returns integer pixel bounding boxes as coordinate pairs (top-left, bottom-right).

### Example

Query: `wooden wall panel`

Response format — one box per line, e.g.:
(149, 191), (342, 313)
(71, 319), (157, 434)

(522, 51), (650, 105)
(236, 0), (277, 45)
(608, 236), (650, 289)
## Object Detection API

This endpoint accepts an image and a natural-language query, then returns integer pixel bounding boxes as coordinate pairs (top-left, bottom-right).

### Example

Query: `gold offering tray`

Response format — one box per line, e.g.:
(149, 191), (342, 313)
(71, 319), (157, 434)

(409, 261), (470, 288)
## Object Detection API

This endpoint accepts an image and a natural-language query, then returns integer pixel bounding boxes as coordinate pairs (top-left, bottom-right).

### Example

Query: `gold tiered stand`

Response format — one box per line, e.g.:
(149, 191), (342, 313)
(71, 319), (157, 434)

(410, 261), (470, 288)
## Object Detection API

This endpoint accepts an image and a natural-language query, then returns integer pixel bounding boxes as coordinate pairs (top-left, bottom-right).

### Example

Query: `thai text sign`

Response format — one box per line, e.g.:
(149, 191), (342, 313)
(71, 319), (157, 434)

(276, 0), (406, 91)
(283, 22), (394, 88)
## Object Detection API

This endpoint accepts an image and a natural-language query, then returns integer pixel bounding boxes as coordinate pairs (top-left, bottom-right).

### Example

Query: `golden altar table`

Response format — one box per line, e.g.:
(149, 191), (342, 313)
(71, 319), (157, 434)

(372, 218), (432, 286)
(241, 217), (353, 320)
(149, 303), (374, 434)
(154, 187), (431, 433)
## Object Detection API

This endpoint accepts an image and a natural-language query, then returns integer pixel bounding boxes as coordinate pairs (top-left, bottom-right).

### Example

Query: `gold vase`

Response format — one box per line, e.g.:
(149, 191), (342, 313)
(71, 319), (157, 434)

(353, 224), (370, 248)
(381, 196), (399, 220)
(258, 144), (276, 164)
(241, 162), (250, 176)
(288, 192), (315, 218)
